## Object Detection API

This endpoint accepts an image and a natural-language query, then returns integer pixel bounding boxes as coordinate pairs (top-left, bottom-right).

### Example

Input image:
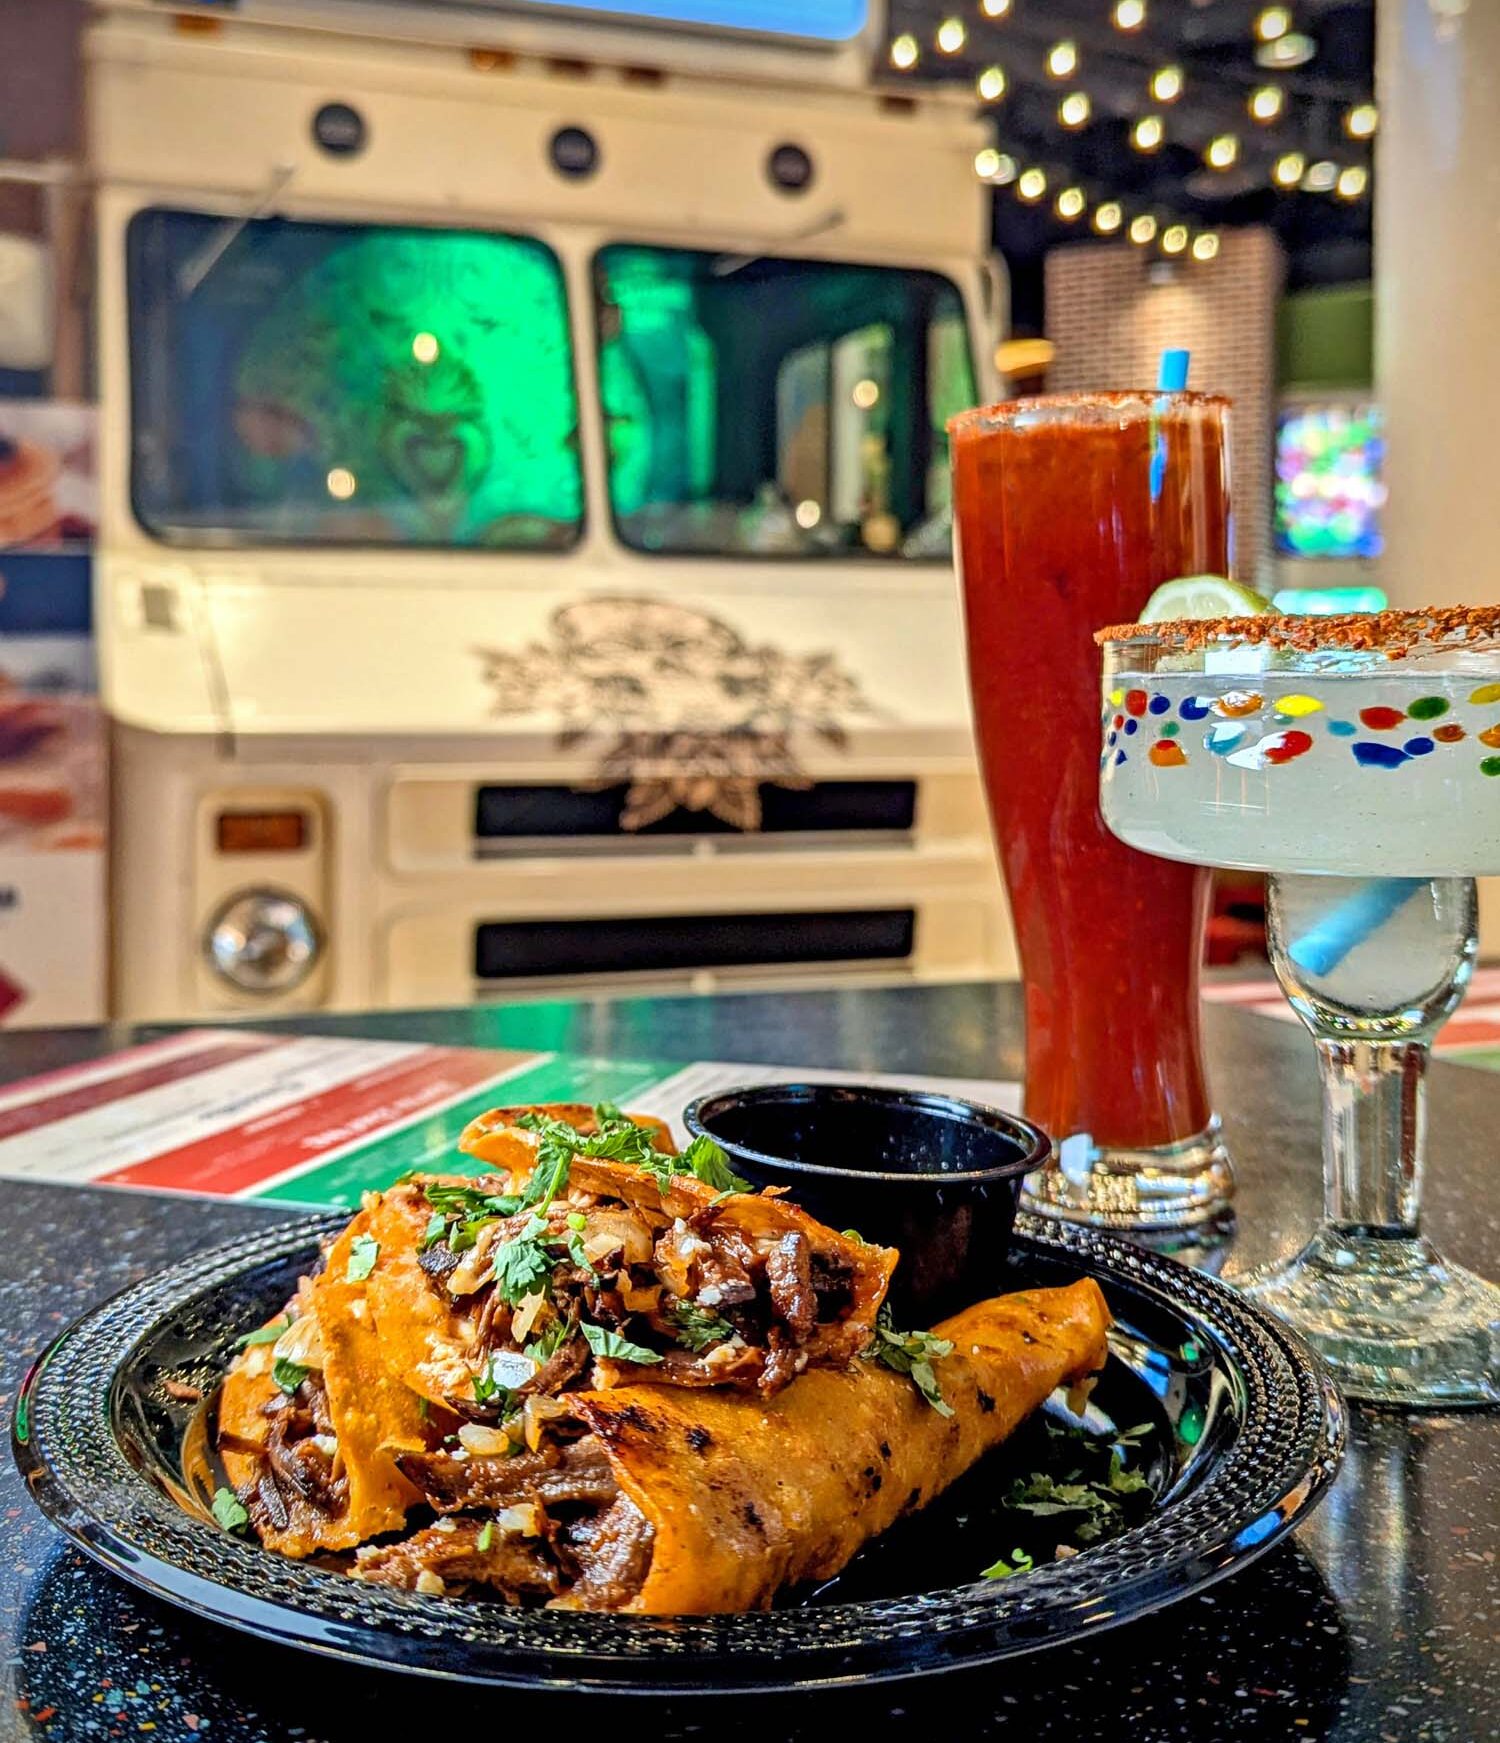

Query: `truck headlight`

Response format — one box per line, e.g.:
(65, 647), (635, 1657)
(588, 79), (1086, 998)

(205, 889), (320, 994)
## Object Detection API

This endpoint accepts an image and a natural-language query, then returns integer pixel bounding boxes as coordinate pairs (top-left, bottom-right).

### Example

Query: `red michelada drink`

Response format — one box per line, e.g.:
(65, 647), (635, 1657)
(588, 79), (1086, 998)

(949, 391), (1234, 1229)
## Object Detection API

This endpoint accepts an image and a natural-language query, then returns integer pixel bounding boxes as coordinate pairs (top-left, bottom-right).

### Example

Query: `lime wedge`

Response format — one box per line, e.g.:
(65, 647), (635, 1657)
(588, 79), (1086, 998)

(1139, 575), (1272, 622)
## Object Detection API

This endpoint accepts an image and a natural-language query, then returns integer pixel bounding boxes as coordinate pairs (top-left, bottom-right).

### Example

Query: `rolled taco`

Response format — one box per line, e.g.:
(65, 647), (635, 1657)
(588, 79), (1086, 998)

(217, 1102), (896, 1556)
(353, 1279), (1112, 1611)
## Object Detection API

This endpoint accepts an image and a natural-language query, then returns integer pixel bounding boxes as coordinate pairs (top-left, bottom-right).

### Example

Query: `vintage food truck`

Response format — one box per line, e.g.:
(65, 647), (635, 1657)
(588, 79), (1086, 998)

(87, 0), (1014, 1017)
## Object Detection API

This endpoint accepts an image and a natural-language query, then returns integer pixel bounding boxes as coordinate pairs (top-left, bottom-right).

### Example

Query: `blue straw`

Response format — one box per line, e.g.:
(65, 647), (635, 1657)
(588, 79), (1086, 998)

(1286, 879), (1426, 979)
(1150, 350), (1188, 498)
(1158, 349), (1191, 392)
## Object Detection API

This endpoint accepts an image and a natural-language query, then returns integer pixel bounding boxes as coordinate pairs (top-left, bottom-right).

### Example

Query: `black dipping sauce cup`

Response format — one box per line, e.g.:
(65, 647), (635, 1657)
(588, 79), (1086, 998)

(681, 1083), (1049, 1325)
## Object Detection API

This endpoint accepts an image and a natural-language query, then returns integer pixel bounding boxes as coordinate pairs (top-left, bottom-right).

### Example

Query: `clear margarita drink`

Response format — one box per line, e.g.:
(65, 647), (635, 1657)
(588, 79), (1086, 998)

(1098, 608), (1500, 1407)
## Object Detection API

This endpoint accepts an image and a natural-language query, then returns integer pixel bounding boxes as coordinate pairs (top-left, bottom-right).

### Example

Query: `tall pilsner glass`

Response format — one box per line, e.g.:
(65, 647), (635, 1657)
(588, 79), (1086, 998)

(949, 392), (1233, 1230)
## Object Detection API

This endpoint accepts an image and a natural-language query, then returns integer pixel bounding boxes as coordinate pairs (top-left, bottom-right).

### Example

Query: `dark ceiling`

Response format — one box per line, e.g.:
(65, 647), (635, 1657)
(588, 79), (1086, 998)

(882, 0), (1375, 325)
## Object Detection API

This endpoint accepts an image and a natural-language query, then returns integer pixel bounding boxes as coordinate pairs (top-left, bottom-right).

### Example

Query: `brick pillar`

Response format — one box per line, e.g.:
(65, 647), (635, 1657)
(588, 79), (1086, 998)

(1044, 228), (1285, 588)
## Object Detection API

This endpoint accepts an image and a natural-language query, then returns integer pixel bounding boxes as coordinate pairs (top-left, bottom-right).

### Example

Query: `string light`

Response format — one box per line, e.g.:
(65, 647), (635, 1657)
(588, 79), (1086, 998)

(1059, 91), (1092, 127)
(1133, 115), (1165, 152)
(936, 16), (966, 53)
(977, 65), (1007, 101)
(325, 467), (357, 499)
(1094, 201), (1124, 234)
(1305, 159), (1339, 191)
(1206, 133), (1240, 170)
(1151, 65), (1184, 103)
(1255, 6), (1291, 41)
(1250, 85), (1285, 121)
(1047, 40), (1078, 78)
(1257, 32), (1316, 68)
(975, 149), (1018, 184)
(1346, 103), (1378, 138)
(1337, 164), (1369, 199)
(1017, 167), (1048, 201)
(1114, 0), (1146, 28)
(1162, 225), (1189, 255)
(889, 33), (918, 69)
(1273, 150), (1306, 186)
(1192, 232), (1221, 261)
(1056, 186), (1086, 220)
(1129, 214), (1158, 245)
(979, 0), (1011, 16)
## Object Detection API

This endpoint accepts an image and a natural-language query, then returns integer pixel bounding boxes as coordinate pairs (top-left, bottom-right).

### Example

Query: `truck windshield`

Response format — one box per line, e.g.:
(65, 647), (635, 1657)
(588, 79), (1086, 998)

(594, 245), (974, 559)
(127, 210), (583, 550)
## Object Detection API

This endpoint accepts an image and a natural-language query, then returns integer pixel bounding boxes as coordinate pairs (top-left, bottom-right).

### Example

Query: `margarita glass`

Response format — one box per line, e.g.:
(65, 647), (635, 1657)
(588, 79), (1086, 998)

(1097, 606), (1500, 1406)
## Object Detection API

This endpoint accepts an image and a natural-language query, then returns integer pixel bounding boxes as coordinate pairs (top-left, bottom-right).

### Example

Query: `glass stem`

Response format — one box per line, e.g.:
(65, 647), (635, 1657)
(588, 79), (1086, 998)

(1314, 1037), (1425, 1237)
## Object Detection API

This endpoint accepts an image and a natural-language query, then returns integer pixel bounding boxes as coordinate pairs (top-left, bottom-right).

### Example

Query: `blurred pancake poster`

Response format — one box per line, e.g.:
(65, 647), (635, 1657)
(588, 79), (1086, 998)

(0, 400), (105, 1027)
(0, 400), (97, 550)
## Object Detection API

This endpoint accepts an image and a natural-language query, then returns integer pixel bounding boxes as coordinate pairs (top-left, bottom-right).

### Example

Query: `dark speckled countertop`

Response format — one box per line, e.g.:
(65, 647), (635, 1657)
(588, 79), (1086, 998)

(0, 983), (1495, 1741)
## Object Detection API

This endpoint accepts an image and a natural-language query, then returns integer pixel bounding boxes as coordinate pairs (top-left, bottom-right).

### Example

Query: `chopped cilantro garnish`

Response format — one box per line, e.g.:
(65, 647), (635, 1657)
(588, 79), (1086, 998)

(580, 1322), (662, 1364)
(345, 1233), (379, 1282)
(679, 1133), (752, 1195)
(867, 1304), (955, 1417)
(564, 1229), (598, 1278)
(522, 1317), (575, 1364)
(211, 1486), (250, 1533)
(665, 1298), (734, 1352)
(980, 1546), (1034, 1581)
(271, 1357), (309, 1395)
(422, 1181), (522, 1221)
(593, 1102), (624, 1125)
(233, 1313), (292, 1351)
(418, 1212), (446, 1252)
(976, 1417), (1157, 1576)
(476, 1521), (495, 1552)
(491, 1226), (553, 1306)
(566, 1211), (588, 1232)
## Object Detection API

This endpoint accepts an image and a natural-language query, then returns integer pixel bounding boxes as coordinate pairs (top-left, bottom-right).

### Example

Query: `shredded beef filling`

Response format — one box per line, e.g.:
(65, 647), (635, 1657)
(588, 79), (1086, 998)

(414, 1165), (861, 1407)
(368, 1431), (654, 1611)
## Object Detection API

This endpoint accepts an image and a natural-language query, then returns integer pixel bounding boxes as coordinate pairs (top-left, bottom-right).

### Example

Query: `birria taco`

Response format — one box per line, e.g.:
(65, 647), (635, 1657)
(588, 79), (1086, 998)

(215, 1103), (1112, 1610)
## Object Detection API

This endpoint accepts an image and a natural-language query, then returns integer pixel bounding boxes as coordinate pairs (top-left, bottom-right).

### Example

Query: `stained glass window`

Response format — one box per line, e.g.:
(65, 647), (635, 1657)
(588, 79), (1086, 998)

(128, 210), (582, 550)
(594, 246), (973, 559)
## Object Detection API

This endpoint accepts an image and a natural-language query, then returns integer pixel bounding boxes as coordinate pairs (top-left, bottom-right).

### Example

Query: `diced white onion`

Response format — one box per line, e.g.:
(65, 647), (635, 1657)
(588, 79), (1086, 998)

(272, 1314), (326, 1371)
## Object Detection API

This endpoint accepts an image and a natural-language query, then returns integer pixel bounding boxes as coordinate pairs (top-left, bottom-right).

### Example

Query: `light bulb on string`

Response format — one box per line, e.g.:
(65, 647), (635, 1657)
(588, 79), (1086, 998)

(1256, 6), (1291, 41)
(1059, 92), (1091, 128)
(1056, 186), (1086, 220)
(1273, 150), (1306, 186)
(980, 0), (1011, 16)
(1191, 232), (1220, 261)
(1346, 103), (1378, 139)
(1017, 167), (1048, 202)
(1047, 40), (1078, 79)
(975, 149), (1018, 185)
(936, 16), (966, 53)
(1206, 133), (1240, 170)
(1305, 159), (1339, 192)
(1249, 85), (1284, 122)
(890, 33), (919, 69)
(1151, 65), (1183, 103)
(1337, 164), (1369, 199)
(977, 65), (1007, 102)
(1094, 201), (1124, 234)
(1114, 0), (1146, 28)
(1129, 214), (1158, 245)
(1162, 225), (1189, 255)
(1133, 115), (1165, 152)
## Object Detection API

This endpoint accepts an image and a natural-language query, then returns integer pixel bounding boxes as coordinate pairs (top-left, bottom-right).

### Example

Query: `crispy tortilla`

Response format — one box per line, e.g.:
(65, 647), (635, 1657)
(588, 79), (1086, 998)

(567, 1278), (1112, 1612)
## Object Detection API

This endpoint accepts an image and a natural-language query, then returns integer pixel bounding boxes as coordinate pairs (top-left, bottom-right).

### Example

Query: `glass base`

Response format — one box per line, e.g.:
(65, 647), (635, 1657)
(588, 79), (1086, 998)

(1019, 1120), (1234, 1233)
(1243, 1227), (1500, 1407)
